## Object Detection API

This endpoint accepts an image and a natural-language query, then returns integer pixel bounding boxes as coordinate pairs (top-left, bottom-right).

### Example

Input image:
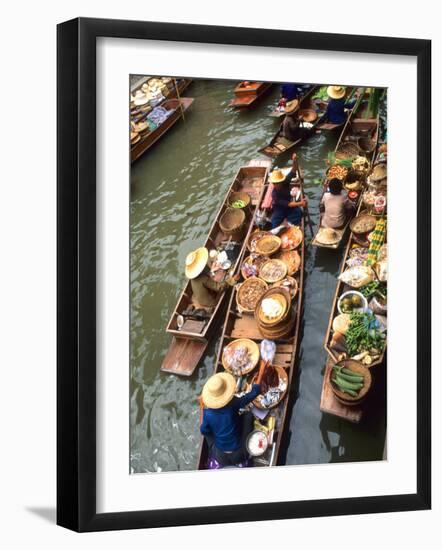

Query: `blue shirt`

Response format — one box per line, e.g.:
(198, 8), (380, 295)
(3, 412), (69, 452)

(271, 169), (296, 209)
(326, 98), (356, 124)
(200, 384), (261, 451)
(281, 83), (302, 101)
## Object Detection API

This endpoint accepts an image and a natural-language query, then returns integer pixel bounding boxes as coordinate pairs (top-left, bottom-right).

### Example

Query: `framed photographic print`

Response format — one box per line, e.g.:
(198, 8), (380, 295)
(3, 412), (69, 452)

(57, 17), (431, 532)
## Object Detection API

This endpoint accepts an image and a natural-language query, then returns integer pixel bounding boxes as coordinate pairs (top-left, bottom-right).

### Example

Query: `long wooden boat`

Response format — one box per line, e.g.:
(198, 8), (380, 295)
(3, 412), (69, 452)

(230, 81), (273, 109)
(323, 228), (387, 368)
(197, 167), (305, 469)
(258, 86), (325, 159)
(311, 92), (380, 249)
(161, 163), (271, 376)
(131, 97), (194, 163)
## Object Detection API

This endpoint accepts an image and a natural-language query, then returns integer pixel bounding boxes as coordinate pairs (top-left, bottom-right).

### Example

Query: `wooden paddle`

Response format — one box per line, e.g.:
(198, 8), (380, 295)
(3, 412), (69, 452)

(292, 154), (314, 238)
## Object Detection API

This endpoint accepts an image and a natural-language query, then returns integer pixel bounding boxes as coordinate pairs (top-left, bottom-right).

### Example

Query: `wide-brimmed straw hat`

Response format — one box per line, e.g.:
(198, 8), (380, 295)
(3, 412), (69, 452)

(185, 247), (209, 279)
(316, 227), (340, 245)
(133, 90), (149, 106)
(284, 99), (299, 114)
(202, 372), (236, 409)
(327, 86), (346, 100)
(269, 169), (286, 184)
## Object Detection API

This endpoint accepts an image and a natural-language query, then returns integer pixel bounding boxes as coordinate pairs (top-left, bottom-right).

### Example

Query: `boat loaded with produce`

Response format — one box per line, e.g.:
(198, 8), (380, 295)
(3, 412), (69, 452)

(130, 77), (193, 162)
(320, 148), (387, 415)
(312, 88), (382, 249)
(161, 161), (272, 376)
(258, 86), (325, 159)
(197, 166), (305, 469)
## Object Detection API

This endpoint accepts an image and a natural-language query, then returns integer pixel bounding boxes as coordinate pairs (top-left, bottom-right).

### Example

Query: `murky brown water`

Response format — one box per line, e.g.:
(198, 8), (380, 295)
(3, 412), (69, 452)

(130, 79), (386, 473)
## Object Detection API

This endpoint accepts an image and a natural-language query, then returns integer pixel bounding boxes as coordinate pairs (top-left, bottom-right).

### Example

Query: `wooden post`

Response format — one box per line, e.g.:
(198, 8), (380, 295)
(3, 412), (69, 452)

(174, 78), (185, 122)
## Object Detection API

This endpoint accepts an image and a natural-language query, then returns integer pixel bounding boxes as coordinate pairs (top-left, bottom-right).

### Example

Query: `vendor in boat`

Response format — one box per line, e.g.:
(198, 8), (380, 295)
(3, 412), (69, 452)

(320, 178), (356, 229)
(281, 99), (301, 141)
(280, 82), (303, 102)
(200, 372), (262, 467)
(270, 154), (307, 229)
(326, 86), (356, 125)
(185, 247), (239, 310)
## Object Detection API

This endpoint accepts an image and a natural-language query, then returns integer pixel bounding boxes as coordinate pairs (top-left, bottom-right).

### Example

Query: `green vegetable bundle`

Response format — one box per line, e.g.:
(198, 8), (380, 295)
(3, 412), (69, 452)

(345, 312), (385, 357)
(332, 365), (364, 397)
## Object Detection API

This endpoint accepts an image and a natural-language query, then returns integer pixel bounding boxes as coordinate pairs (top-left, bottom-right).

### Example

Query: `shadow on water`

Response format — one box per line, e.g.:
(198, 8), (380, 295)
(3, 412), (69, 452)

(130, 79), (386, 473)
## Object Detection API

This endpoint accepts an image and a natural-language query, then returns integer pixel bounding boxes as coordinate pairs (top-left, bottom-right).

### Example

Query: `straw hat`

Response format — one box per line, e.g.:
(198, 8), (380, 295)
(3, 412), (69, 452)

(269, 169), (286, 184)
(284, 99), (299, 114)
(316, 227), (340, 245)
(133, 90), (149, 106)
(185, 247), (209, 279)
(327, 86), (346, 100)
(202, 372), (237, 409)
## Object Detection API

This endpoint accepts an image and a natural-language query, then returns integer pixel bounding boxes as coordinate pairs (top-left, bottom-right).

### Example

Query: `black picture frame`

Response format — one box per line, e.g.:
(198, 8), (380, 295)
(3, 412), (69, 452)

(57, 17), (431, 532)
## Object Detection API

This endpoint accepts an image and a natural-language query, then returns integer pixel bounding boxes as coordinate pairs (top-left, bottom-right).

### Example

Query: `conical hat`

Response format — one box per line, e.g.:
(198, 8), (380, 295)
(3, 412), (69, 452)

(185, 247), (209, 279)
(202, 373), (236, 409)
(327, 86), (346, 100)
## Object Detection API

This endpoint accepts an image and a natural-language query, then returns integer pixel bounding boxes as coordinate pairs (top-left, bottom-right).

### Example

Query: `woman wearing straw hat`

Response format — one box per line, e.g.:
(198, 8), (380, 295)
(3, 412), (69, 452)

(185, 247), (239, 309)
(269, 154), (307, 229)
(200, 372), (262, 467)
(281, 99), (301, 141)
(325, 85), (356, 125)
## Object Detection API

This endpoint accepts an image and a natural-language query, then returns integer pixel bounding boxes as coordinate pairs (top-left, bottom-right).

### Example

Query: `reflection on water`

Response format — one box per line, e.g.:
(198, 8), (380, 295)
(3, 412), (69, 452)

(130, 80), (386, 473)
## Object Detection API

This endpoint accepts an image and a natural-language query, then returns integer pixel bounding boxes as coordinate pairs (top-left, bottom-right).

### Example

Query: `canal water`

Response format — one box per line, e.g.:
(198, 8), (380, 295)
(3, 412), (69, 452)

(130, 80), (386, 473)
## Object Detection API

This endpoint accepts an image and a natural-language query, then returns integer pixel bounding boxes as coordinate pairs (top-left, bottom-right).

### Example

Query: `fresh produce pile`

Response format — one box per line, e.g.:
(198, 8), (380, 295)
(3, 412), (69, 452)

(339, 293), (364, 313)
(345, 312), (386, 358)
(231, 199), (246, 209)
(332, 364), (365, 398)
(223, 345), (255, 376)
(359, 281), (386, 300)
(327, 164), (349, 181)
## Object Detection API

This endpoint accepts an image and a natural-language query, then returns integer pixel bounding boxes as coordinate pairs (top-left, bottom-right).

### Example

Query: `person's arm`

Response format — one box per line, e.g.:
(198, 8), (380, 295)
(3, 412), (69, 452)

(203, 277), (228, 293)
(233, 384), (262, 410)
(200, 410), (212, 436)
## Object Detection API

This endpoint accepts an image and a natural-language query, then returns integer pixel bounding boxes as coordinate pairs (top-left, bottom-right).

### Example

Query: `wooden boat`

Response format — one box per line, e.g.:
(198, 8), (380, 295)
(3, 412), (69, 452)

(311, 92), (380, 249)
(230, 81), (273, 109)
(131, 97), (194, 163)
(197, 167), (305, 469)
(161, 163), (271, 376)
(323, 229), (387, 369)
(258, 86), (325, 159)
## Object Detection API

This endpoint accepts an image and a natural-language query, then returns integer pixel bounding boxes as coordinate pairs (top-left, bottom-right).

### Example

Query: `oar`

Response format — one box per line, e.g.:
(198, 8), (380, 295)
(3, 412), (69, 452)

(173, 78), (186, 122)
(292, 154), (314, 238)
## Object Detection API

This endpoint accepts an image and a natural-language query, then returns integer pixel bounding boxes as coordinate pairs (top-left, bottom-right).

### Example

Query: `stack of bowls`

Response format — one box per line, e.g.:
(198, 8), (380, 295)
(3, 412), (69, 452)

(254, 287), (294, 339)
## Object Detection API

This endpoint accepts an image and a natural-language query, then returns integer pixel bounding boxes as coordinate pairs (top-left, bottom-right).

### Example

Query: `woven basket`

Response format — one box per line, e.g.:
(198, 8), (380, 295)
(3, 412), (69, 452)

(299, 108), (318, 123)
(252, 366), (289, 410)
(222, 338), (260, 375)
(255, 235), (281, 256)
(329, 360), (372, 405)
(358, 136), (376, 154)
(247, 230), (269, 252)
(255, 287), (292, 329)
(336, 142), (359, 160)
(228, 191), (251, 209)
(236, 277), (268, 314)
(219, 207), (246, 240)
